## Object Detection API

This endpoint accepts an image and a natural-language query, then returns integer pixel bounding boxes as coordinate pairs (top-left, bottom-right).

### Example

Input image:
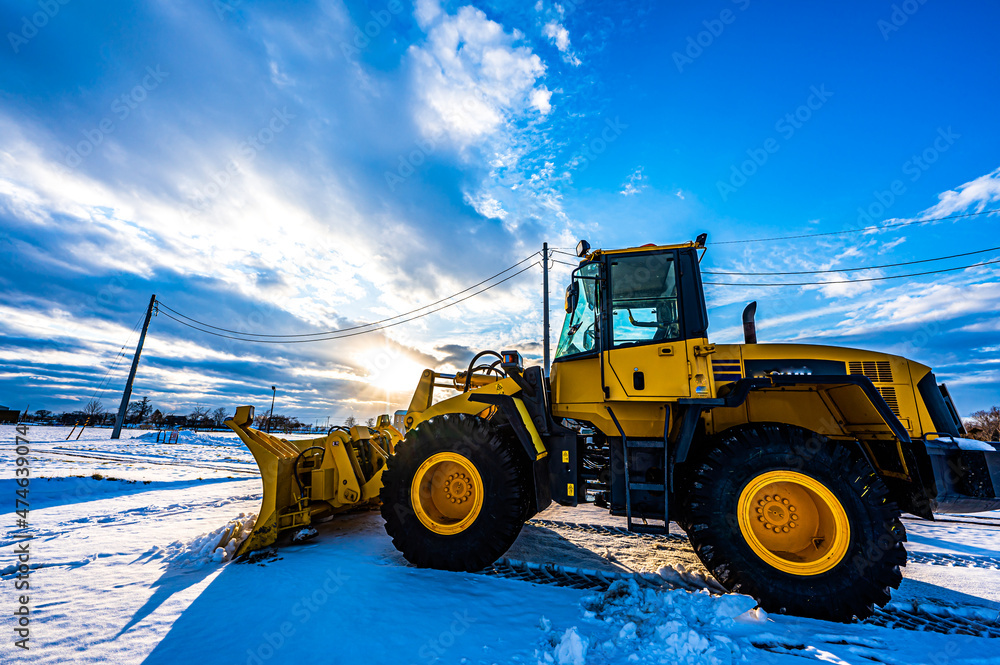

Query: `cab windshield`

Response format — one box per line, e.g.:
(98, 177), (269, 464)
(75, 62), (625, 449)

(555, 262), (600, 359)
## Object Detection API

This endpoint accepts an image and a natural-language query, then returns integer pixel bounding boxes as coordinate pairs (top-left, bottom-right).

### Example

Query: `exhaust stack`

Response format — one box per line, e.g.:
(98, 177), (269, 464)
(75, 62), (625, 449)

(742, 301), (758, 344)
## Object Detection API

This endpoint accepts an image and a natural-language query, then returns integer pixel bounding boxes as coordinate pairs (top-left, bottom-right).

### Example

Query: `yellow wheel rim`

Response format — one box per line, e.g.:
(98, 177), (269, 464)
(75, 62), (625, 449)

(737, 470), (851, 576)
(410, 452), (484, 535)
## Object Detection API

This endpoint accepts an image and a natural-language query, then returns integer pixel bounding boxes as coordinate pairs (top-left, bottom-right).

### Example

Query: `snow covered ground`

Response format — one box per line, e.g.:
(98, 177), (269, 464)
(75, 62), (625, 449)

(2, 424), (999, 664)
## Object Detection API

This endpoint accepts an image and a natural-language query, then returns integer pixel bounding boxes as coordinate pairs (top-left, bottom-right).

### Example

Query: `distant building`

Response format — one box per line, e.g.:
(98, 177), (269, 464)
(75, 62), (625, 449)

(393, 409), (407, 432)
(0, 406), (20, 424)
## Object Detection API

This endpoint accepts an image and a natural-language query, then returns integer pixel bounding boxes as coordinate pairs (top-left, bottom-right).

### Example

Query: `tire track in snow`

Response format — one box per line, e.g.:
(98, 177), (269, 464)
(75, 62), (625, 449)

(907, 551), (1000, 570)
(522, 519), (1000, 637)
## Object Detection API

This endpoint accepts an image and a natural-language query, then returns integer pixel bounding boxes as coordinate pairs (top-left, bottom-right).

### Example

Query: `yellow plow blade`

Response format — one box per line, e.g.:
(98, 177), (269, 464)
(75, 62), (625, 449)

(225, 406), (402, 559)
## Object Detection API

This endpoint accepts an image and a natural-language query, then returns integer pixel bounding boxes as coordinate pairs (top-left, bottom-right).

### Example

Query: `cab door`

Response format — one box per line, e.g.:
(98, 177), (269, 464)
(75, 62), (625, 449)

(605, 251), (691, 399)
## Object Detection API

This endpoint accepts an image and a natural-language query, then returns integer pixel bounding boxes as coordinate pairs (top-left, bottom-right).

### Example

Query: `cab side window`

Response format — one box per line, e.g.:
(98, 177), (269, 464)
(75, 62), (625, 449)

(609, 253), (680, 347)
(554, 262), (601, 358)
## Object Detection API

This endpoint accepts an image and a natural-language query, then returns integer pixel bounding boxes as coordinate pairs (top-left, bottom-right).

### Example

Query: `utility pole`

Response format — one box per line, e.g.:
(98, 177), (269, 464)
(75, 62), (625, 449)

(112, 294), (156, 440)
(542, 242), (550, 376)
(267, 385), (276, 433)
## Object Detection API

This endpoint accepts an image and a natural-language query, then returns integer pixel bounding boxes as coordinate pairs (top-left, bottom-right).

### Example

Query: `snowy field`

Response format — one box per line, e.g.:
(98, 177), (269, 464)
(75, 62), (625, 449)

(2, 425), (1000, 664)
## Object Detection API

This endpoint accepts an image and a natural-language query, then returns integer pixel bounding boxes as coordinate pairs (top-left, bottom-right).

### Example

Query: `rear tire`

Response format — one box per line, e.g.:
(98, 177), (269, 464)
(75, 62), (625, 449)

(380, 414), (529, 571)
(681, 423), (906, 621)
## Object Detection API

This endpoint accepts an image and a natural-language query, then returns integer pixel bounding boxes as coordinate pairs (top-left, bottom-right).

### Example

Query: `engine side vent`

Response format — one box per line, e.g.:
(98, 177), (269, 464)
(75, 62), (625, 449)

(849, 360), (893, 383)
(878, 386), (900, 416)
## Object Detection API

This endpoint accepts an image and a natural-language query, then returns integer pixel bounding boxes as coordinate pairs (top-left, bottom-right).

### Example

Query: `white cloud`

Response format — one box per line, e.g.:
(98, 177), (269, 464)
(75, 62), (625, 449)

(543, 20), (570, 51)
(879, 236), (907, 252)
(921, 166), (1000, 218)
(810, 272), (877, 299)
(871, 280), (1000, 327)
(413, 0), (442, 29)
(542, 20), (581, 66)
(530, 86), (553, 114)
(620, 166), (647, 196)
(464, 191), (508, 220)
(408, 6), (548, 149)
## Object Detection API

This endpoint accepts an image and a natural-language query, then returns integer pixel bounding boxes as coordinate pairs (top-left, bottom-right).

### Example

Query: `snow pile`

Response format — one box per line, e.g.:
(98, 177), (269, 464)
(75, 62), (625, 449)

(152, 512), (257, 566)
(552, 627), (588, 665)
(292, 527), (318, 542)
(541, 579), (764, 664)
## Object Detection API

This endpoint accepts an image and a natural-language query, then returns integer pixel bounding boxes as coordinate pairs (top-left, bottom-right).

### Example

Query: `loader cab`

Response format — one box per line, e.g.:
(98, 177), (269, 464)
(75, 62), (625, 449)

(552, 239), (710, 410)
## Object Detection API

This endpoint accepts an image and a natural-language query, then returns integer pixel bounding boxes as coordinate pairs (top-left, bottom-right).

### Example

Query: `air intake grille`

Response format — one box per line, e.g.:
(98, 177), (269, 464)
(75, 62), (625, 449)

(849, 360), (893, 383)
(878, 387), (900, 416)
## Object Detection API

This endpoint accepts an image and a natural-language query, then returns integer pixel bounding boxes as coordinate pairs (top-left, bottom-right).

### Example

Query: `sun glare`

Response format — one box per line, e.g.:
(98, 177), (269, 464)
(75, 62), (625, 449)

(366, 355), (427, 398)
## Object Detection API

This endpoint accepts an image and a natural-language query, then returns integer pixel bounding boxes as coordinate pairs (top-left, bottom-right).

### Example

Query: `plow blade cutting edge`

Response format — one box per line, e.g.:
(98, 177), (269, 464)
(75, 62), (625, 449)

(225, 405), (403, 558)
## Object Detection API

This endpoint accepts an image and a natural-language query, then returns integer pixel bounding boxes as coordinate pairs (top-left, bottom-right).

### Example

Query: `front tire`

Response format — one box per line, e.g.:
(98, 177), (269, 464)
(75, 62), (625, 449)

(681, 423), (906, 621)
(380, 414), (529, 571)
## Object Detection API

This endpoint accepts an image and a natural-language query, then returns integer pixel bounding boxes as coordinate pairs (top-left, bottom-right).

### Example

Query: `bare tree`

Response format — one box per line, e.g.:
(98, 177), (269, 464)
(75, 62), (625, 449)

(83, 399), (105, 420)
(190, 405), (211, 422)
(365, 417), (376, 428)
(212, 407), (228, 427)
(969, 406), (1000, 441)
(344, 415), (357, 428)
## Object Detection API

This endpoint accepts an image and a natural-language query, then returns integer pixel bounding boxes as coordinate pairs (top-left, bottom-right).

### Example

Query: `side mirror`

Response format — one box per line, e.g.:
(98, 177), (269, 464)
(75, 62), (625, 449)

(565, 282), (579, 314)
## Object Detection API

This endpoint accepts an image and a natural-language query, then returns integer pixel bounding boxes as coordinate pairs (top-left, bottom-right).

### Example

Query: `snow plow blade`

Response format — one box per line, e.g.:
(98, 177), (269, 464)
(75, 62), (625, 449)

(225, 405), (402, 558)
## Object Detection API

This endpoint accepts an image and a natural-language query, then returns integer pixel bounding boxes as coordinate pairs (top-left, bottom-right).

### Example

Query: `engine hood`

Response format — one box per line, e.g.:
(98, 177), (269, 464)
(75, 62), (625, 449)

(712, 342), (932, 385)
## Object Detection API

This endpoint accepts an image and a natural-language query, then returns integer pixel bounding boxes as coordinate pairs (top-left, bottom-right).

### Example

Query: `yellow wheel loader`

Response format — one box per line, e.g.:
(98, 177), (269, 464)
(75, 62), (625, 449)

(231, 235), (1000, 622)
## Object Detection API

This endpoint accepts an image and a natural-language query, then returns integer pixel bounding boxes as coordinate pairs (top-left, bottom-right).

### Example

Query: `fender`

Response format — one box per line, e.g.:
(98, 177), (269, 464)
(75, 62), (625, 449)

(674, 374), (909, 464)
(469, 365), (580, 512)
(468, 393), (546, 461)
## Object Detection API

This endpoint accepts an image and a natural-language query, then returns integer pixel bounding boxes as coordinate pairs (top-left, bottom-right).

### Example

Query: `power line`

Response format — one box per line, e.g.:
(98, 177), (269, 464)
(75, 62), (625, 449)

(704, 257), (1000, 287)
(158, 262), (542, 343)
(551, 258), (579, 268)
(709, 209), (1000, 245)
(155, 252), (541, 339)
(704, 245), (1000, 275)
(86, 311), (146, 405)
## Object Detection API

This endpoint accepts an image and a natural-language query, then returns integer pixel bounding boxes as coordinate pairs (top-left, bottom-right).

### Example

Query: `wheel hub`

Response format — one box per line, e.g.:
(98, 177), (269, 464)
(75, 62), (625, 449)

(444, 473), (472, 503)
(738, 470), (851, 576)
(410, 453), (484, 535)
(756, 494), (800, 532)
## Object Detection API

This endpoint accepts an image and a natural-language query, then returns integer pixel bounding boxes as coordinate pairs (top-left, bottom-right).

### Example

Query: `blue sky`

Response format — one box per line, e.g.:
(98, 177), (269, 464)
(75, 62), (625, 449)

(1, 0), (999, 423)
